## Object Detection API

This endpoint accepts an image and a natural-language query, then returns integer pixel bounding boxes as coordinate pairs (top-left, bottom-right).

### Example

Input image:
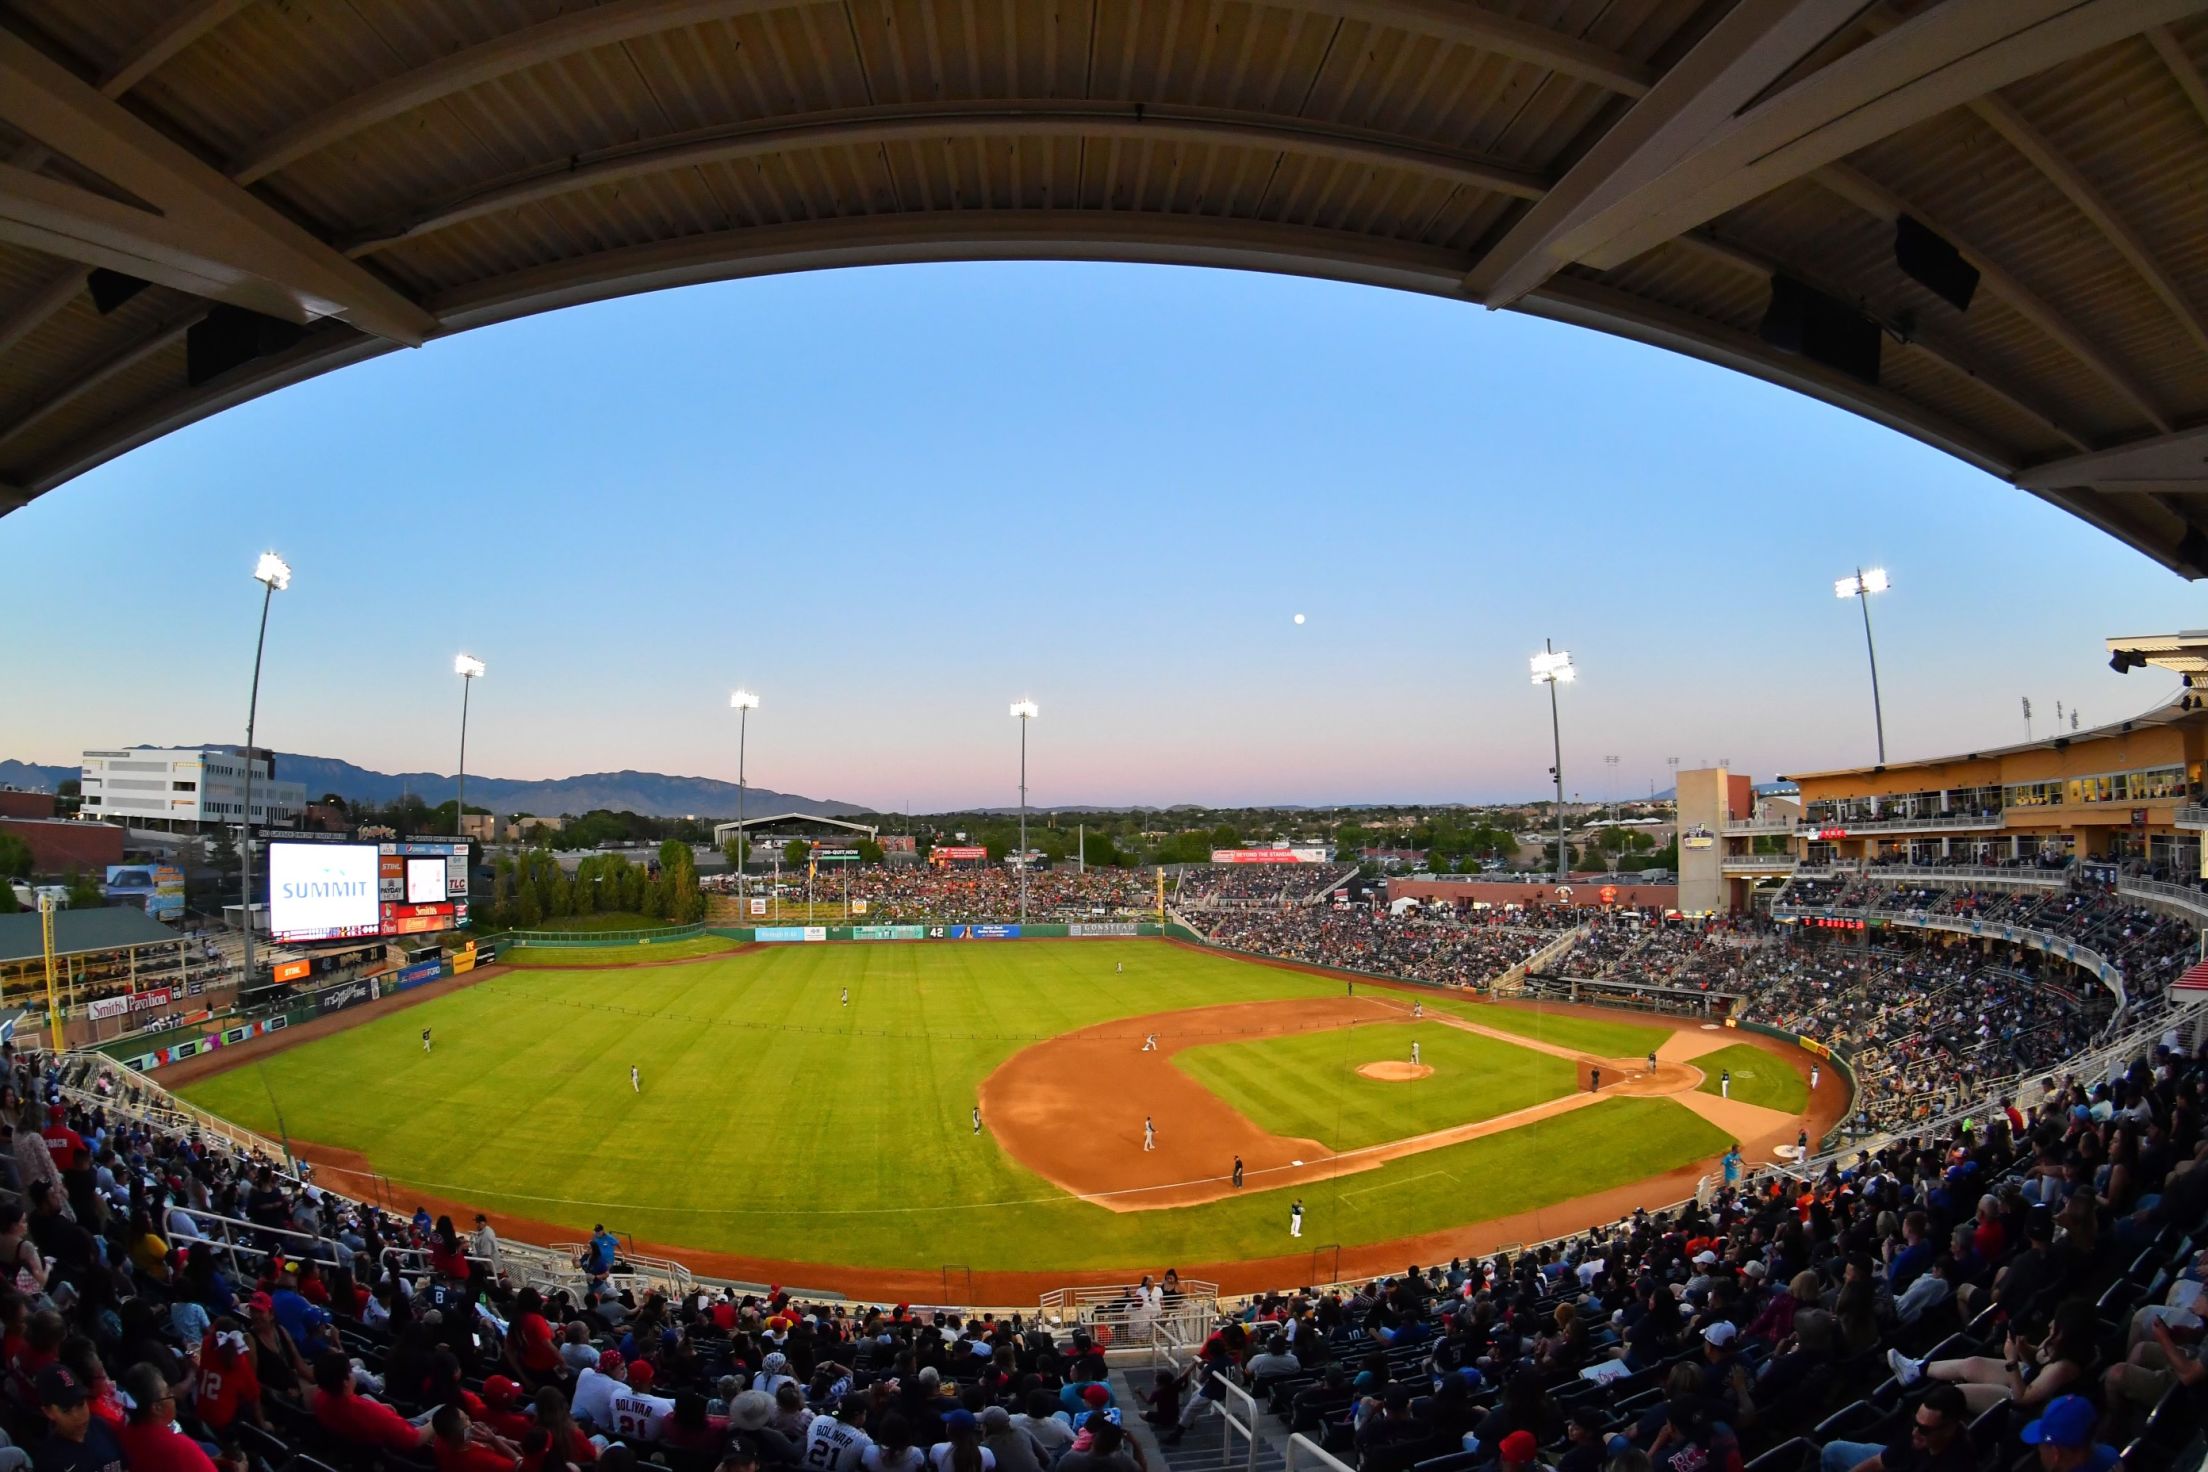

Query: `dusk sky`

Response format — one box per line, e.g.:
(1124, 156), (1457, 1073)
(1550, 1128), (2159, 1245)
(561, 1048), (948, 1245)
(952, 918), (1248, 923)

(0, 261), (2193, 813)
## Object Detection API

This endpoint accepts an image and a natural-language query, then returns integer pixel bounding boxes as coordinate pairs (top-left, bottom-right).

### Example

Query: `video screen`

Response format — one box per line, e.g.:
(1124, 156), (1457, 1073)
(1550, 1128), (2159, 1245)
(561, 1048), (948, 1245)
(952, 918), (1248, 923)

(405, 856), (448, 904)
(269, 842), (382, 943)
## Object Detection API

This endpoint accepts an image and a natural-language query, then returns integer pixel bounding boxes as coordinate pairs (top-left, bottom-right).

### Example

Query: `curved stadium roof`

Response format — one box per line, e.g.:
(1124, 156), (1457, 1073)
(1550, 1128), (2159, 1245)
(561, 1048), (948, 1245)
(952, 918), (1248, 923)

(1, 1), (2205, 573)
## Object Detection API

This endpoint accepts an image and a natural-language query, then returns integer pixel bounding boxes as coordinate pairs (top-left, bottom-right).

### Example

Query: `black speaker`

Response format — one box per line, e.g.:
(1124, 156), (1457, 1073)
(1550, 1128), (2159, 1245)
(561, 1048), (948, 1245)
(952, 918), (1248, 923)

(1758, 276), (1881, 386)
(186, 305), (308, 386)
(1894, 215), (1979, 312)
(86, 268), (150, 315)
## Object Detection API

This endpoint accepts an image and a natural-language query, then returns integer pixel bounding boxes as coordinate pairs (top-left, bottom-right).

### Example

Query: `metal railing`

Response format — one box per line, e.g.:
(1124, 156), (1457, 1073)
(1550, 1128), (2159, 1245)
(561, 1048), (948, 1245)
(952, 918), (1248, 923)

(2176, 807), (2208, 828)
(1285, 1432), (1359, 1472)
(1210, 1374), (1261, 1472)
(1721, 817), (1795, 834)
(1769, 903), (2125, 1004)
(2120, 876), (2208, 928)
(1861, 865), (2072, 888)
(1719, 855), (1797, 871)
(1796, 813), (2006, 835)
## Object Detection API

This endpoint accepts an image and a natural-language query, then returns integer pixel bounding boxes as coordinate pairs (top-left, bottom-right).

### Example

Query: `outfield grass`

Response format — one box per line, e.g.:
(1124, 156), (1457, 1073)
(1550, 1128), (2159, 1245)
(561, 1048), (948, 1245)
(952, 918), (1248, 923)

(179, 942), (1729, 1273)
(1459, 1002), (1671, 1058)
(1691, 1042), (1809, 1112)
(499, 935), (742, 967)
(1175, 1023), (1577, 1150)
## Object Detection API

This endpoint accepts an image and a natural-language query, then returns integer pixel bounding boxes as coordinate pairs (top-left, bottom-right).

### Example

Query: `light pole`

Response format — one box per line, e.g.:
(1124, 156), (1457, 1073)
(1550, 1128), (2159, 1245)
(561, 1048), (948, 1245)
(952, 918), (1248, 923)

(240, 551), (290, 990)
(454, 655), (485, 838)
(731, 690), (758, 906)
(1530, 643), (1575, 883)
(1010, 699), (1038, 924)
(1604, 754), (1620, 820)
(1834, 568), (1889, 763)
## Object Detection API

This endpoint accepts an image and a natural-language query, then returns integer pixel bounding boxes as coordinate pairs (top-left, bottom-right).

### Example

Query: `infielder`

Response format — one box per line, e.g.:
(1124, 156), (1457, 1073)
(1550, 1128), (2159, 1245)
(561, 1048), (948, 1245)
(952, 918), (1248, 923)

(1143, 1116), (1156, 1152)
(1141, 1033), (1159, 1052)
(1289, 1199), (1304, 1238)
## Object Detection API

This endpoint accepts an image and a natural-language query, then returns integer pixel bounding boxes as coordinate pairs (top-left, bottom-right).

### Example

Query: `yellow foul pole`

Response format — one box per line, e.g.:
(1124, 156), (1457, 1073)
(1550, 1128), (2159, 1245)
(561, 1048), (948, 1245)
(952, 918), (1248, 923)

(38, 895), (61, 1053)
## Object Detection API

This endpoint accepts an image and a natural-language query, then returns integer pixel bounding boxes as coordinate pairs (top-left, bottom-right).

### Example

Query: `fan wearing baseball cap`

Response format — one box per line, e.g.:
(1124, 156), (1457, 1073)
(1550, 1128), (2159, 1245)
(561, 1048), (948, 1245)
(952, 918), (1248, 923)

(2019, 1396), (2118, 1472)
(1495, 1429), (1553, 1472)
(32, 1364), (125, 1472)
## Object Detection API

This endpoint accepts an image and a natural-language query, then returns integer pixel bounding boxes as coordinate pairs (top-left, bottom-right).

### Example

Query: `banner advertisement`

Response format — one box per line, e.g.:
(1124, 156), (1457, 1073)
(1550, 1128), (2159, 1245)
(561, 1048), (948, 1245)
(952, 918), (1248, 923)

(269, 842), (382, 943)
(1069, 922), (1140, 937)
(952, 924), (1022, 939)
(754, 926), (829, 943)
(316, 977), (380, 1016)
(852, 925), (927, 941)
(1798, 1036), (1831, 1058)
(813, 847), (860, 863)
(274, 958), (312, 983)
(451, 944), (476, 976)
(86, 996), (130, 1021)
(928, 845), (989, 864)
(1210, 849), (1309, 864)
(395, 959), (444, 991)
(850, 899), (870, 915)
(130, 987), (174, 1014)
(750, 897), (768, 916)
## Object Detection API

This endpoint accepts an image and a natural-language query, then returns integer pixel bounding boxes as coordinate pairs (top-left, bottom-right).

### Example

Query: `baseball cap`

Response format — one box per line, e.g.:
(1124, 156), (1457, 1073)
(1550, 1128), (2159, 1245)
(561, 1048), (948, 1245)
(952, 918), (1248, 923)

(1742, 1261), (1768, 1279)
(37, 1365), (88, 1408)
(1702, 1322), (1738, 1346)
(1498, 1430), (1538, 1462)
(248, 1291), (275, 1312)
(483, 1376), (522, 1407)
(1082, 1384), (1110, 1407)
(945, 1410), (979, 1434)
(1691, 1250), (1717, 1266)
(628, 1361), (656, 1391)
(2020, 1396), (2097, 1449)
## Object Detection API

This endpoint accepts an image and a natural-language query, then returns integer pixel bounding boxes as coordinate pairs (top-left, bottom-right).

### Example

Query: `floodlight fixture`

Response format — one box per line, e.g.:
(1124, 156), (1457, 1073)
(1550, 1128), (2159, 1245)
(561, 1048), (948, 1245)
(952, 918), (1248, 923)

(454, 653), (486, 679)
(1529, 649), (1575, 685)
(253, 551), (292, 590)
(1010, 698), (1040, 720)
(730, 688), (759, 710)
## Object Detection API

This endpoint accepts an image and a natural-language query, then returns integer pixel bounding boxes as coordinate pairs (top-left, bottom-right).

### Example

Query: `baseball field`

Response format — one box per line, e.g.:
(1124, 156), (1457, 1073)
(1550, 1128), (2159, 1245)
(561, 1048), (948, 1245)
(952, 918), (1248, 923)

(174, 939), (1836, 1296)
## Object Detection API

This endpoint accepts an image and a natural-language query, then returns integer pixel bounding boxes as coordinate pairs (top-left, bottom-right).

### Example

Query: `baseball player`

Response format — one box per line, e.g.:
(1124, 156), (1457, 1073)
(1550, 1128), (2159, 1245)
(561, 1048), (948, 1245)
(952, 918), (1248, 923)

(1143, 1116), (1156, 1151)
(1720, 1069), (1731, 1099)
(1141, 1033), (1158, 1052)
(1289, 1199), (1304, 1238)
(972, 1105), (982, 1136)
(1411, 1040), (1421, 1066)
(630, 1064), (641, 1093)
(422, 1026), (432, 1054)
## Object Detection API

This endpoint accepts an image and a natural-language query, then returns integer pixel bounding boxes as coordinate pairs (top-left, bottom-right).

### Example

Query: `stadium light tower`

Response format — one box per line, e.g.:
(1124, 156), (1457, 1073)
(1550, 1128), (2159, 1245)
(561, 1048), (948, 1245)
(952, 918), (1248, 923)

(1834, 568), (1890, 764)
(1010, 699), (1039, 923)
(454, 654), (485, 840)
(1530, 642), (1574, 883)
(731, 689), (759, 903)
(239, 551), (291, 992)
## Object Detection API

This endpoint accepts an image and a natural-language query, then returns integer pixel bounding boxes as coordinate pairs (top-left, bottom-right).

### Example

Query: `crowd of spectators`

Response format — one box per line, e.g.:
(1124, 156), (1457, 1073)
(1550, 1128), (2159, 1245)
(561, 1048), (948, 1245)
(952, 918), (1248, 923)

(790, 867), (1158, 923)
(1173, 866), (1358, 910)
(1205, 904), (1573, 990)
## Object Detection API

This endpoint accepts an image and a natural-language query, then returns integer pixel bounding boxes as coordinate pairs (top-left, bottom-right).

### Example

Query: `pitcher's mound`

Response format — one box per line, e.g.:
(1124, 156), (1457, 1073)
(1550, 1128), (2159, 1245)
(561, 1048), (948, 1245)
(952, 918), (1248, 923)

(1358, 1061), (1434, 1082)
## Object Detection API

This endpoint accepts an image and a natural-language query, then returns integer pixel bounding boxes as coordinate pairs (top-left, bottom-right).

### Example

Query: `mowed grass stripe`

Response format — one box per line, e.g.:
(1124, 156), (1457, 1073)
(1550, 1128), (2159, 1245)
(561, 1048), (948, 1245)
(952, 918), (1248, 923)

(1174, 1023), (1577, 1151)
(1690, 1043), (1809, 1112)
(178, 942), (1725, 1271)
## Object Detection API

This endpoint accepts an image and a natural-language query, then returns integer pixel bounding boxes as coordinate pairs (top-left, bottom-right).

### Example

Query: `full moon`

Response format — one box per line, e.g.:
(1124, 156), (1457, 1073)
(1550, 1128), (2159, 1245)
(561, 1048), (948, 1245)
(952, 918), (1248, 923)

(1293, 612), (1306, 624)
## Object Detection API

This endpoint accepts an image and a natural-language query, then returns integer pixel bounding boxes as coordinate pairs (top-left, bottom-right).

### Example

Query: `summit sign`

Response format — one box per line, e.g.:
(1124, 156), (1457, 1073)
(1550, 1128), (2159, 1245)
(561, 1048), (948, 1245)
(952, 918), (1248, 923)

(268, 842), (382, 943)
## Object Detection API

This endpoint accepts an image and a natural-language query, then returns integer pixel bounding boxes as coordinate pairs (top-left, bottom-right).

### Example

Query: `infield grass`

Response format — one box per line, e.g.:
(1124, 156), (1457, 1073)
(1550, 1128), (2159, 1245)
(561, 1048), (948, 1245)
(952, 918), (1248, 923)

(1174, 1022), (1577, 1150)
(1691, 1042), (1809, 1112)
(178, 942), (1731, 1274)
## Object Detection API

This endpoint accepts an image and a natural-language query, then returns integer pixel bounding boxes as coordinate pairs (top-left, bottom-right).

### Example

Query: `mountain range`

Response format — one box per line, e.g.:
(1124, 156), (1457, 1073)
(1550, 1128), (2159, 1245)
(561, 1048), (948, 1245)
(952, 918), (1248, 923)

(0, 750), (862, 820)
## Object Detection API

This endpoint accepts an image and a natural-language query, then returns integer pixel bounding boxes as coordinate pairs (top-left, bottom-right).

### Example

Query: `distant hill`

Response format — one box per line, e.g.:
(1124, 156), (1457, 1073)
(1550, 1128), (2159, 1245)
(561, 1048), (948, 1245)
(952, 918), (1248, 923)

(1, 749), (861, 820)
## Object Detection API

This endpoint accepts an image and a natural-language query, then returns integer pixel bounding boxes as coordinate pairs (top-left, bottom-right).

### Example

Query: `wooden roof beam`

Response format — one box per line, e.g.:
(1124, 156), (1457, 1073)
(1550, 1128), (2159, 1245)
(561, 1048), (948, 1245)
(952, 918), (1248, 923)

(1556, 0), (2203, 274)
(1465, 0), (1869, 307)
(0, 29), (433, 344)
(0, 265), (85, 357)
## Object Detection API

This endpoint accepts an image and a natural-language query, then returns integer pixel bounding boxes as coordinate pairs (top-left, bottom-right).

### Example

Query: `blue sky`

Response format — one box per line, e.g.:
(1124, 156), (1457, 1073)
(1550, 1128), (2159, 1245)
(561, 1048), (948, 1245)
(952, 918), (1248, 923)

(0, 262), (2193, 811)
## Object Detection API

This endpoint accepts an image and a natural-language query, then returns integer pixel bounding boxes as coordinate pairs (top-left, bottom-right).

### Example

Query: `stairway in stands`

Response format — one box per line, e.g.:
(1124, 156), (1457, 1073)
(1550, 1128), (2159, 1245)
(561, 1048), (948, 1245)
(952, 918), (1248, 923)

(1111, 1364), (1292, 1472)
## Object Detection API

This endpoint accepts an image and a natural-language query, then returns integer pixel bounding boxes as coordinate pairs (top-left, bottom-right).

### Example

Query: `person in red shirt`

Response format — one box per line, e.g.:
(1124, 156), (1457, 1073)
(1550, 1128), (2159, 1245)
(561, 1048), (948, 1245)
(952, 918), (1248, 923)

(431, 1401), (523, 1472)
(41, 1109), (88, 1175)
(479, 1377), (535, 1442)
(195, 1324), (265, 1436)
(117, 1362), (241, 1472)
(505, 1289), (563, 1388)
(310, 1351), (431, 1453)
(59, 1339), (127, 1434)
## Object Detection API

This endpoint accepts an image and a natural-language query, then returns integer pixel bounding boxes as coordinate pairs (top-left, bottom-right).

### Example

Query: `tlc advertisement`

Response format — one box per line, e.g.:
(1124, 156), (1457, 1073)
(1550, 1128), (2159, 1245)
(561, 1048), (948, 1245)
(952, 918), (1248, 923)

(268, 843), (381, 943)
